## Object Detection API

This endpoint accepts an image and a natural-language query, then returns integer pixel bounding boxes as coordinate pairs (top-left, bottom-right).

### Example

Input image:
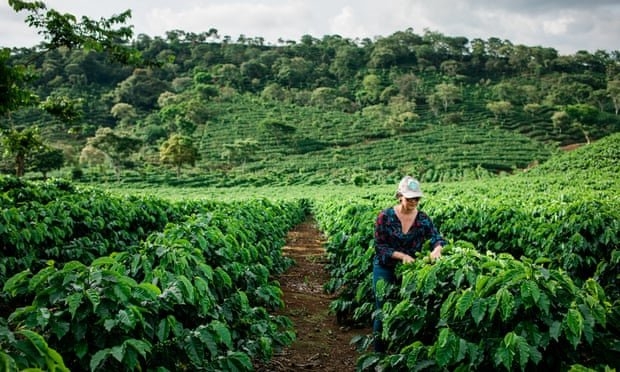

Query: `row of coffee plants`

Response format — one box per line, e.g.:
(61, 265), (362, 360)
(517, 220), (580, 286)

(313, 187), (618, 370)
(312, 153), (619, 371)
(1, 178), (307, 371)
(0, 176), (178, 293)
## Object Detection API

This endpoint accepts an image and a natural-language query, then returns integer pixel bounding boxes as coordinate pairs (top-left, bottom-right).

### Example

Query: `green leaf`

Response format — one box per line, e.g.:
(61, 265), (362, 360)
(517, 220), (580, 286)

(90, 349), (109, 371)
(440, 291), (458, 319)
(117, 309), (134, 328)
(214, 267), (232, 288)
(112, 282), (131, 303)
(537, 292), (550, 316)
(156, 319), (169, 343)
(91, 256), (117, 267)
(65, 292), (83, 319)
(110, 344), (125, 362)
(230, 352), (253, 370)
(125, 338), (151, 359)
(577, 304), (595, 344)
(495, 337), (513, 370)
(456, 288), (474, 319)
(210, 320), (232, 348)
(3, 270), (32, 296)
(486, 296), (499, 321)
(496, 287), (515, 321)
(75, 341), (88, 359)
(435, 328), (456, 367)
(516, 336), (531, 370)
(85, 288), (100, 311)
(46, 347), (69, 371)
(471, 298), (487, 325)
(28, 265), (57, 292)
(18, 329), (48, 355)
(104, 319), (117, 332)
(176, 275), (195, 304)
(184, 336), (202, 366)
(520, 280), (541, 309)
(35, 307), (50, 327)
(0, 352), (18, 372)
(136, 282), (161, 298)
(564, 308), (583, 349)
(548, 321), (561, 341)
(50, 321), (70, 339)
(359, 354), (381, 371)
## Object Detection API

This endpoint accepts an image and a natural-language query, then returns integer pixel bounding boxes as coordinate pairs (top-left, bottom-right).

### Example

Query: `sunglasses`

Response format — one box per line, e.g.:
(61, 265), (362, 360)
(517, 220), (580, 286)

(405, 197), (421, 202)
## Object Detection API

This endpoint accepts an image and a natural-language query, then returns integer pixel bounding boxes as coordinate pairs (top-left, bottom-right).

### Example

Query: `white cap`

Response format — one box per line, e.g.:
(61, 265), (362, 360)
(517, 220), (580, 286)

(396, 176), (424, 198)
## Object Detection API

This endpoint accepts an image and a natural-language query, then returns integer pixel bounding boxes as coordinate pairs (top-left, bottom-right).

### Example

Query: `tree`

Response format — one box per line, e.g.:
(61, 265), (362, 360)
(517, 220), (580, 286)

(259, 118), (296, 145)
(486, 101), (513, 121)
(551, 110), (570, 134)
(85, 127), (142, 181)
(564, 103), (599, 144)
(310, 87), (339, 108)
(607, 79), (620, 115)
(221, 138), (258, 166)
(0, 48), (37, 117)
(110, 102), (137, 128)
(3, 0), (140, 117)
(1, 126), (44, 177)
(356, 74), (383, 106)
(159, 134), (199, 176)
(430, 83), (461, 112)
(111, 68), (170, 111)
(330, 45), (365, 80)
(30, 146), (64, 178)
(523, 103), (544, 117)
(393, 73), (423, 100)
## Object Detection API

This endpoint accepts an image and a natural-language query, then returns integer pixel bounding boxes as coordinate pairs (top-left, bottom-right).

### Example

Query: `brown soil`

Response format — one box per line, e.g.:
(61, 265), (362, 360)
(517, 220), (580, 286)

(256, 217), (372, 372)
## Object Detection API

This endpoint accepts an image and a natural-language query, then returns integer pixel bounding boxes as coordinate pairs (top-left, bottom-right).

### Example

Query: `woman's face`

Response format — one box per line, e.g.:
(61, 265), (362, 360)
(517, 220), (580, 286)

(400, 196), (420, 211)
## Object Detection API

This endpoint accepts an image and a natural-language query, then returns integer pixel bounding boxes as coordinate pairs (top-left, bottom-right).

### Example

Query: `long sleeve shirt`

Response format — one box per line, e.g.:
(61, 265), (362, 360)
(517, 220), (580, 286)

(374, 207), (447, 268)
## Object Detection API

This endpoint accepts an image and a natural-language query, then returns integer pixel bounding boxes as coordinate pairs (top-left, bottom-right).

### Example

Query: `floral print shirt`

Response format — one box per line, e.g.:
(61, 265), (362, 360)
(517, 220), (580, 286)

(374, 207), (446, 268)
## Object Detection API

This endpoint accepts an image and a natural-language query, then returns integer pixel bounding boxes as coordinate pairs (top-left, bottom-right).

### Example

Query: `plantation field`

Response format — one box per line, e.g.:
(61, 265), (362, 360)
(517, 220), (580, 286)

(4, 7), (620, 370)
(1, 133), (618, 371)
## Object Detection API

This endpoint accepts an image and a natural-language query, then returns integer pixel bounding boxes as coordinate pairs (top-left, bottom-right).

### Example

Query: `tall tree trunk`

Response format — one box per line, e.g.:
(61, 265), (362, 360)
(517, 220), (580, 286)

(15, 153), (25, 177)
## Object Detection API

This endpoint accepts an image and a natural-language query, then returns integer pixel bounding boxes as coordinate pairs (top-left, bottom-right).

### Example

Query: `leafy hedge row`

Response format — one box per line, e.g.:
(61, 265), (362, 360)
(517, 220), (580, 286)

(0, 176), (178, 292)
(1, 187), (307, 371)
(360, 246), (615, 371)
(312, 185), (619, 370)
(312, 201), (377, 325)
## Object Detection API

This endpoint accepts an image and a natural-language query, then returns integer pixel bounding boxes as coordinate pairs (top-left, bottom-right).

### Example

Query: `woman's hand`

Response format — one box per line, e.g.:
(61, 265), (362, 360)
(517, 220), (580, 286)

(393, 251), (415, 264)
(430, 246), (442, 260)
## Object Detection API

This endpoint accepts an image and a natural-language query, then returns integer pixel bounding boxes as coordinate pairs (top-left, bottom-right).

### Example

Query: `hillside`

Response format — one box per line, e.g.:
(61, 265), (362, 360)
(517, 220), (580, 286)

(3, 25), (620, 186)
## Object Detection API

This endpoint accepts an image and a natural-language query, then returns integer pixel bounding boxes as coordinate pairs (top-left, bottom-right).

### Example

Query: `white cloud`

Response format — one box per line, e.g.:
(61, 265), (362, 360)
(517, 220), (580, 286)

(1, 0), (618, 54)
(543, 17), (572, 36)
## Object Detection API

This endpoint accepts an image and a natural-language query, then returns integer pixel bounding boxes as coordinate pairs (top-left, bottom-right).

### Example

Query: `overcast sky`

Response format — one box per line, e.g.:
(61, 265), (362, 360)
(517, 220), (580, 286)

(1, 0), (619, 55)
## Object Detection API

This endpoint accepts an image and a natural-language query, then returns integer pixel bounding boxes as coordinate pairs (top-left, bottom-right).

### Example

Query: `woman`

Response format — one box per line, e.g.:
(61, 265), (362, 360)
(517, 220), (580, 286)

(372, 175), (446, 352)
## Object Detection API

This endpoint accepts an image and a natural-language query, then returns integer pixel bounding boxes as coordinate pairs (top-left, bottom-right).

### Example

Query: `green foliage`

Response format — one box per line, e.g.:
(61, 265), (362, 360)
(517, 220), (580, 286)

(0, 176), (175, 291)
(369, 248), (615, 371)
(1, 127), (44, 177)
(0, 48), (37, 116)
(0, 182), (305, 370)
(159, 133), (199, 176)
(311, 136), (619, 370)
(0, 319), (69, 371)
(6, 7), (620, 183)
(29, 146), (64, 178)
(84, 127), (142, 180)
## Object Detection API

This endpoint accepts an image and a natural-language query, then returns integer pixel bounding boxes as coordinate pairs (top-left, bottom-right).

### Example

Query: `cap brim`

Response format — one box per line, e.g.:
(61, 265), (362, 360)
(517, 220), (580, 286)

(402, 191), (424, 198)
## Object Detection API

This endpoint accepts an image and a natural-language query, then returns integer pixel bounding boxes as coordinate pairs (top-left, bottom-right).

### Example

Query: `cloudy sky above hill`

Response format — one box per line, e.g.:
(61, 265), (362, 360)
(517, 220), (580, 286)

(1, 0), (619, 55)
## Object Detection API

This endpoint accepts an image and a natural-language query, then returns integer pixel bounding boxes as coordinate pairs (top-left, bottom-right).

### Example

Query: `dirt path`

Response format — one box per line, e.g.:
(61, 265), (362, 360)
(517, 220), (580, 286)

(256, 217), (371, 372)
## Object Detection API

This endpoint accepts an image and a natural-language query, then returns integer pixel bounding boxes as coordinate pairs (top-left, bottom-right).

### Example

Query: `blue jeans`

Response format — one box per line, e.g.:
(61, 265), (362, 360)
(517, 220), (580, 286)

(372, 257), (396, 352)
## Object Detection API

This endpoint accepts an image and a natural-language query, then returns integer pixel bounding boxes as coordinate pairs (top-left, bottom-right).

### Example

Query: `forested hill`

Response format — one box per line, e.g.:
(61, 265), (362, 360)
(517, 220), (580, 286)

(3, 27), (620, 186)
